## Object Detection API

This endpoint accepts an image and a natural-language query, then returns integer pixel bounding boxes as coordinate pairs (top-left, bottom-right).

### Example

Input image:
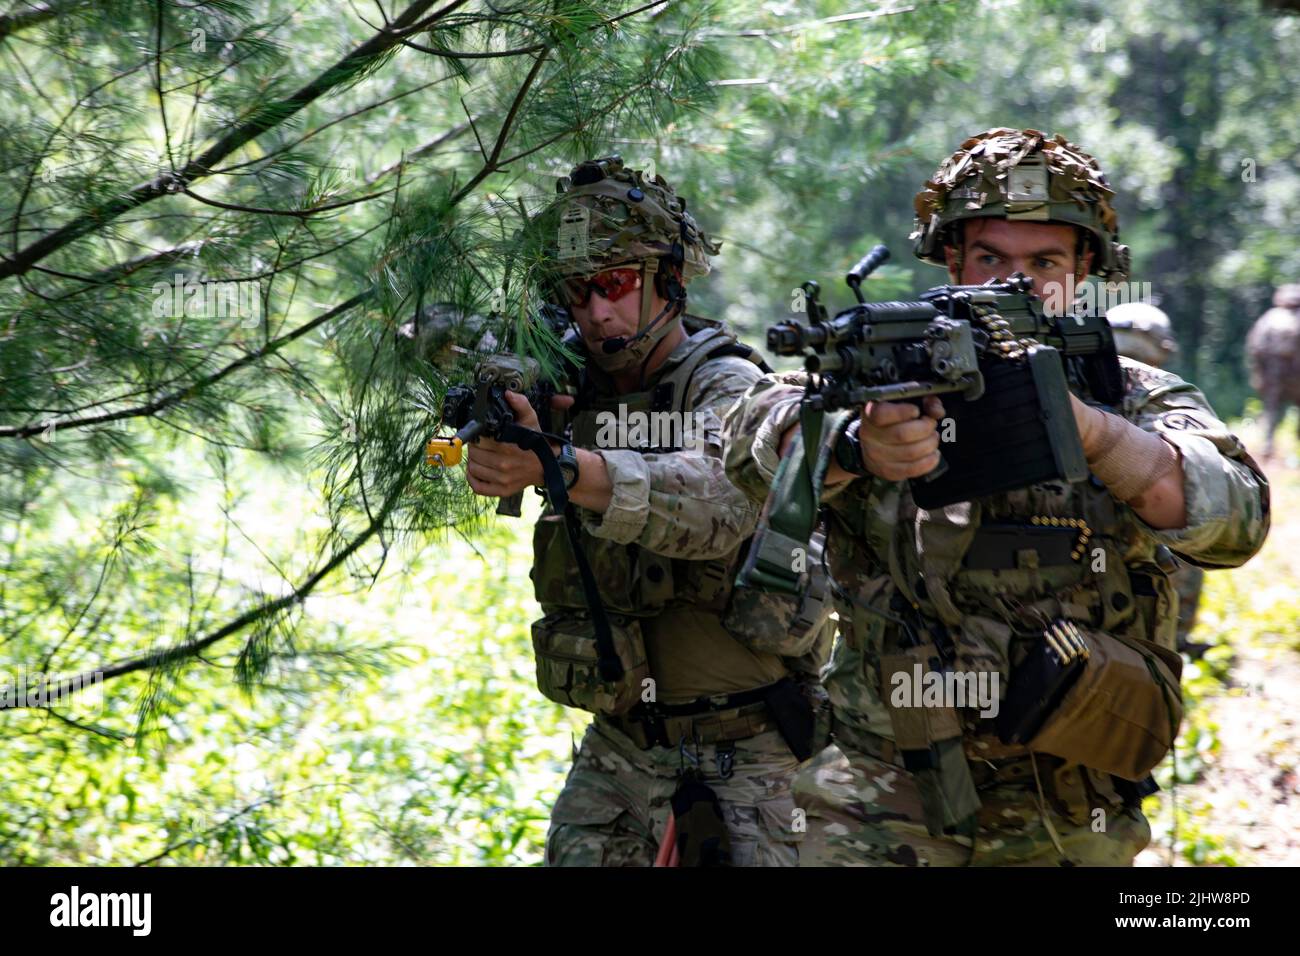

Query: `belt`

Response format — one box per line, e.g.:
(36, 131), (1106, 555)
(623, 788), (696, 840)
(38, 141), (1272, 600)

(606, 685), (776, 750)
(831, 716), (1043, 785)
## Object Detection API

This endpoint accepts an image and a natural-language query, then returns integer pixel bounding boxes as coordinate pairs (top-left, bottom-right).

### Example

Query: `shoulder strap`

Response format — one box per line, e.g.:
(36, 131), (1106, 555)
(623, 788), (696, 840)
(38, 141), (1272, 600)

(659, 324), (773, 415)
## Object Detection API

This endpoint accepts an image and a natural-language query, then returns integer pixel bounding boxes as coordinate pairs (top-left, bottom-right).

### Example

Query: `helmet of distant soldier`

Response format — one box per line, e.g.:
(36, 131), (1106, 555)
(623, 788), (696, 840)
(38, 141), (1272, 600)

(1107, 301), (1178, 368)
(1274, 284), (1300, 309)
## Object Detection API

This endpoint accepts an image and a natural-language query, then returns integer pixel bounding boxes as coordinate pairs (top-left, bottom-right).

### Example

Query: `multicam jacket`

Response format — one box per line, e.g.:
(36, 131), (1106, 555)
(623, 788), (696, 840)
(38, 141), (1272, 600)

(722, 358), (1269, 762)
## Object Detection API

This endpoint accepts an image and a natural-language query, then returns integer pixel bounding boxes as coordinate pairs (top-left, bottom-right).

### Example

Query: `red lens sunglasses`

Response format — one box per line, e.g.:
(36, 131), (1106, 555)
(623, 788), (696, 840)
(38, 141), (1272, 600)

(559, 267), (643, 308)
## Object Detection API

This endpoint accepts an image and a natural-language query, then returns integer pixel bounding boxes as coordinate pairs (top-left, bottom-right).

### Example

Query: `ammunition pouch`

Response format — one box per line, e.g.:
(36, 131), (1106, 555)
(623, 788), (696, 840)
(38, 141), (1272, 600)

(722, 528), (834, 658)
(532, 611), (651, 716)
(532, 515), (642, 614)
(1002, 622), (1184, 781)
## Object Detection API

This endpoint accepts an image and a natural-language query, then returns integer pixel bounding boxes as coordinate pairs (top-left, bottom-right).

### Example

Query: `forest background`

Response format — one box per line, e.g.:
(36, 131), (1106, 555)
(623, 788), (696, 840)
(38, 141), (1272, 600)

(1, 0), (1297, 865)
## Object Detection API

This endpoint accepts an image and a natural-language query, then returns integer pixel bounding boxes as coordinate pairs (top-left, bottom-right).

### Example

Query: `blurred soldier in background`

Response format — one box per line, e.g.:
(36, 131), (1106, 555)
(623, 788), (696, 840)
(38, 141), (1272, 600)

(1246, 284), (1300, 460)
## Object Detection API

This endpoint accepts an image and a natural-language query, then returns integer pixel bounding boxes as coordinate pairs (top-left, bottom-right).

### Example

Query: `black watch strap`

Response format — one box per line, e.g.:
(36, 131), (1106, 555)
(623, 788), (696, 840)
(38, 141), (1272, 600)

(558, 442), (580, 490)
(832, 418), (872, 478)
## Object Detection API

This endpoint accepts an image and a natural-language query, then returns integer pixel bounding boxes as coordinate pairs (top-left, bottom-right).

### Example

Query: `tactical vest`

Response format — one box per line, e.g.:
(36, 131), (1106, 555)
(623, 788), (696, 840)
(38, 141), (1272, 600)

(532, 317), (765, 621)
(531, 316), (832, 716)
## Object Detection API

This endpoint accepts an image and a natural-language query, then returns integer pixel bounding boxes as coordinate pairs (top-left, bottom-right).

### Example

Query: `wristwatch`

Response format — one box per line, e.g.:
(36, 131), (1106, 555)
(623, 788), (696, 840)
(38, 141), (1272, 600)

(556, 442), (580, 490)
(832, 418), (873, 478)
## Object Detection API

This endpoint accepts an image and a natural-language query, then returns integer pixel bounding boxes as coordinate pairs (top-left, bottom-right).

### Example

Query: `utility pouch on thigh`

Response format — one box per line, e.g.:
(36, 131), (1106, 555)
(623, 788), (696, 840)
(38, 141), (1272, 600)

(1000, 620), (1184, 780)
(670, 770), (732, 867)
(532, 611), (651, 717)
(880, 644), (980, 837)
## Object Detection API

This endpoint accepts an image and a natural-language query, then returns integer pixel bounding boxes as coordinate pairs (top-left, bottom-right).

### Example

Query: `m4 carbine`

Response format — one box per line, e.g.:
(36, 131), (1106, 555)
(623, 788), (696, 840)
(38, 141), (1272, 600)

(766, 245), (1124, 509)
(425, 305), (577, 516)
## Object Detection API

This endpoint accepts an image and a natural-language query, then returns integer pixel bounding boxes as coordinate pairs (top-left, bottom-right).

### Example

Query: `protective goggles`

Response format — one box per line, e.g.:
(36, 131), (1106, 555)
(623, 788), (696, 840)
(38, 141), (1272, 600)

(556, 266), (643, 308)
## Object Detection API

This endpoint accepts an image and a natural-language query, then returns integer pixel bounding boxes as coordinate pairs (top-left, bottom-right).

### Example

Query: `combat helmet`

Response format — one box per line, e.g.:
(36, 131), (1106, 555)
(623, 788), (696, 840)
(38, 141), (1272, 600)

(1107, 301), (1178, 368)
(1274, 284), (1300, 309)
(534, 156), (720, 372)
(911, 128), (1130, 282)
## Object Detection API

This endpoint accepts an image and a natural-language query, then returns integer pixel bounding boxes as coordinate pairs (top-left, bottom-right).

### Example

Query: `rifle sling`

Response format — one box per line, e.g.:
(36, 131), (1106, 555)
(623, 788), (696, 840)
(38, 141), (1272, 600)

(497, 422), (623, 682)
(740, 400), (848, 595)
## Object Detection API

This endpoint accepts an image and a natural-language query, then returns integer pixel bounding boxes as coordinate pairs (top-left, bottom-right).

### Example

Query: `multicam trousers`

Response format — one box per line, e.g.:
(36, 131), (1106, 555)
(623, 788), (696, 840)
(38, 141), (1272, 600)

(792, 739), (1152, 867)
(545, 716), (804, 867)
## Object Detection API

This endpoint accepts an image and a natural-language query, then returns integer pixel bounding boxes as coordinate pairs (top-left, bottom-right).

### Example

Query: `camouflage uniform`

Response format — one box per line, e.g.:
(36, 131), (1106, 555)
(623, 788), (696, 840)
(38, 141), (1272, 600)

(721, 130), (1271, 867)
(542, 335), (812, 867)
(1108, 302), (1204, 650)
(526, 159), (827, 867)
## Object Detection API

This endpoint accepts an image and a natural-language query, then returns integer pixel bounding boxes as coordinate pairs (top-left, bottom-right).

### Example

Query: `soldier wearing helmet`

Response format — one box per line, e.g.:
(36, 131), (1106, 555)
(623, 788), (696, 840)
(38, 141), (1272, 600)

(723, 128), (1270, 866)
(466, 157), (831, 866)
(1246, 283), (1300, 459)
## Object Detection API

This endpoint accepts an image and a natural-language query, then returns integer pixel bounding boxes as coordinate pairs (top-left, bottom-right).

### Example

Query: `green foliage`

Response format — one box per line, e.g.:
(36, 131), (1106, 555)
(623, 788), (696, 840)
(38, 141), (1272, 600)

(3, 0), (1298, 865)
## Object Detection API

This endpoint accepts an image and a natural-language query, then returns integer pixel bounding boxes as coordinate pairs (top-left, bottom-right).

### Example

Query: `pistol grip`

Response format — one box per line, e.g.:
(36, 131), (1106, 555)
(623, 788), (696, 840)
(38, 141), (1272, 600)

(918, 452), (949, 484)
(496, 492), (524, 518)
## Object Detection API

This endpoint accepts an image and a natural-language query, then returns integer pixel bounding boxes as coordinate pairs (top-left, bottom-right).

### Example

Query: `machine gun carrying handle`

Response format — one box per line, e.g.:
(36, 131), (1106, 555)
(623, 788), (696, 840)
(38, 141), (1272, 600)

(846, 245), (890, 303)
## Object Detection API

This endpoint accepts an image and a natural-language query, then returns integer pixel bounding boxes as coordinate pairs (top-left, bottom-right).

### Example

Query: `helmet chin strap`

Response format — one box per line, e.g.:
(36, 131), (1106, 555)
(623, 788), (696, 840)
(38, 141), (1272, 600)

(638, 257), (659, 335)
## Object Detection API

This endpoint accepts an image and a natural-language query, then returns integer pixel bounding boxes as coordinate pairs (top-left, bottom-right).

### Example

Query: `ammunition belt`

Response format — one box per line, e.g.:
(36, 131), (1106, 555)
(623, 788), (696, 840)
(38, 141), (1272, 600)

(605, 686), (776, 750)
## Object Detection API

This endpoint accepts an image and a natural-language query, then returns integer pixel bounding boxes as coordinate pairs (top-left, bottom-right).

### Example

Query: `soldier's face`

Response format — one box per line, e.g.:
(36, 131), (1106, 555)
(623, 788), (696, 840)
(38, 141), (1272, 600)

(568, 263), (668, 351)
(946, 219), (1093, 315)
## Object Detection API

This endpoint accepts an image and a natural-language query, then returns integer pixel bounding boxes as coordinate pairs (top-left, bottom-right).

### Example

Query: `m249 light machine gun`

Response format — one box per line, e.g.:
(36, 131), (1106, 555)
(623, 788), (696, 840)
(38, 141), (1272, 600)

(736, 245), (1123, 600)
(766, 244), (1124, 510)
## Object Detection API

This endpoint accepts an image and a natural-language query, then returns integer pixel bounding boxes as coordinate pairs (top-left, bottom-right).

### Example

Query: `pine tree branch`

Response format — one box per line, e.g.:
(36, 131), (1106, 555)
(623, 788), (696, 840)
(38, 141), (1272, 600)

(210, 76), (458, 177)
(0, 291), (372, 439)
(180, 184), (398, 217)
(0, 0), (450, 281)
(0, 450), (418, 711)
(447, 45), (549, 205)
(0, 0), (86, 42)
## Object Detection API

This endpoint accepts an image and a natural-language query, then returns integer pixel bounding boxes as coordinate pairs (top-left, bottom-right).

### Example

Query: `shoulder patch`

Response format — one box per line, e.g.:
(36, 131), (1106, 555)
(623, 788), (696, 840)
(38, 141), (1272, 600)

(1155, 410), (1207, 431)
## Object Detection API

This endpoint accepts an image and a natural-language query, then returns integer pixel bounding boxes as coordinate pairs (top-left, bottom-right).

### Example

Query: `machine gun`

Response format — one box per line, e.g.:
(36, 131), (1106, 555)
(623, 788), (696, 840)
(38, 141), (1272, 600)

(765, 245), (1124, 509)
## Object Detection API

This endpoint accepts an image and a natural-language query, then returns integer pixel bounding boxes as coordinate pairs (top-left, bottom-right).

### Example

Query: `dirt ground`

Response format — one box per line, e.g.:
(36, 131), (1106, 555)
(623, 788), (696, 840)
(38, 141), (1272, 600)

(1135, 427), (1300, 866)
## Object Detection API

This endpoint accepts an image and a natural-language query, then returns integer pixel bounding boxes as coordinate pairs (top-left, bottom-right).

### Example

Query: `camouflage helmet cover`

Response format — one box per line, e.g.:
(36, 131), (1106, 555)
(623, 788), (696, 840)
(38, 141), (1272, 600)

(539, 155), (720, 282)
(911, 128), (1130, 281)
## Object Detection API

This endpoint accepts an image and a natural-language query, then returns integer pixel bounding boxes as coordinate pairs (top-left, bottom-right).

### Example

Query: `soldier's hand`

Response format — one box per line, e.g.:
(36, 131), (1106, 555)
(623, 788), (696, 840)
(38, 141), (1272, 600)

(465, 390), (551, 497)
(857, 396), (945, 481)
